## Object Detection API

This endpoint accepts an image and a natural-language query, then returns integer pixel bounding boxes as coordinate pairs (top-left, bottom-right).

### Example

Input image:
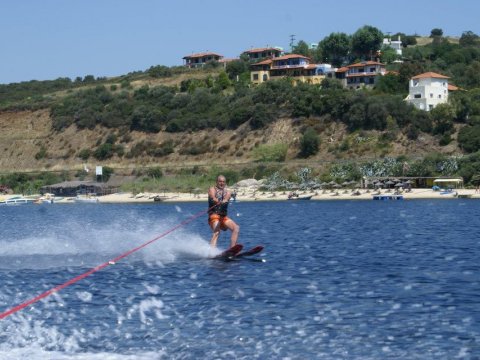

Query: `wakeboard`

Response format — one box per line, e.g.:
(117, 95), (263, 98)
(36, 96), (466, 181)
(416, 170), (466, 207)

(235, 245), (264, 258)
(212, 244), (243, 260)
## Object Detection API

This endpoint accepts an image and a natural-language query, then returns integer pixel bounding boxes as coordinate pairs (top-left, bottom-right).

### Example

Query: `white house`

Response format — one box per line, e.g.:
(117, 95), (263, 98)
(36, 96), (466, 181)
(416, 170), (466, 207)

(383, 36), (402, 56)
(406, 72), (450, 111)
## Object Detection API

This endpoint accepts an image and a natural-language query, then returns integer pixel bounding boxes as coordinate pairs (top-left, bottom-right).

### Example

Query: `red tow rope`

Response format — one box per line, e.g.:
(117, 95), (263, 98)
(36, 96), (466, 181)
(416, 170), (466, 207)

(0, 205), (213, 320)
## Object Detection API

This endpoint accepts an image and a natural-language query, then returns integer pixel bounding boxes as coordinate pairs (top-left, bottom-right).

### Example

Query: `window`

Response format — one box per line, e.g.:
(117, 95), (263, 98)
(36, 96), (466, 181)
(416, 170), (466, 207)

(430, 93), (433, 98)
(263, 74), (268, 81)
(429, 105), (434, 110)
(253, 74), (259, 81)
(438, 94), (442, 99)
(370, 67), (375, 72)
(413, 81), (419, 86)
(414, 94), (421, 99)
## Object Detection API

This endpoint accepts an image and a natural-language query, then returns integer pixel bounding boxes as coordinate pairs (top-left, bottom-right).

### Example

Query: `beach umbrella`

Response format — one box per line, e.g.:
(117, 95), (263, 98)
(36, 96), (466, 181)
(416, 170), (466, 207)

(341, 181), (350, 187)
(385, 180), (395, 189)
(394, 183), (403, 187)
(304, 180), (318, 190)
(349, 180), (359, 188)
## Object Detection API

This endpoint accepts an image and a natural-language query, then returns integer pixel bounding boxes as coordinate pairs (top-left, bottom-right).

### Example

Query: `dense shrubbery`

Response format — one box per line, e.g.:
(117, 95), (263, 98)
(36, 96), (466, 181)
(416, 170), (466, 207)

(299, 127), (320, 158)
(0, 171), (66, 194)
(252, 143), (288, 162)
(48, 77), (445, 139)
(46, 74), (480, 156)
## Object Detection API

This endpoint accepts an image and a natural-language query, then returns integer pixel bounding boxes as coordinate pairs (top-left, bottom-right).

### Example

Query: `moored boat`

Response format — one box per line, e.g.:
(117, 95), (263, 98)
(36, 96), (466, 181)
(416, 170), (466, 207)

(287, 194), (312, 200)
(74, 194), (99, 203)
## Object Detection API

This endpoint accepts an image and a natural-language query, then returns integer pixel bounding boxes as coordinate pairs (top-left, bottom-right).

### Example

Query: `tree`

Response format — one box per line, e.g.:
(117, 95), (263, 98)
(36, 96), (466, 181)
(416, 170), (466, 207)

(430, 28), (444, 37)
(318, 32), (351, 67)
(250, 103), (275, 129)
(225, 60), (248, 81)
(351, 25), (384, 59)
(147, 65), (172, 78)
(320, 77), (344, 90)
(463, 61), (480, 88)
(430, 103), (455, 135)
(83, 75), (96, 83)
(216, 71), (231, 90)
(459, 31), (480, 47)
(379, 46), (398, 63)
(393, 33), (417, 47)
(458, 125), (480, 152)
(375, 73), (406, 94)
(292, 40), (311, 57)
(299, 127), (320, 158)
(398, 62), (425, 84)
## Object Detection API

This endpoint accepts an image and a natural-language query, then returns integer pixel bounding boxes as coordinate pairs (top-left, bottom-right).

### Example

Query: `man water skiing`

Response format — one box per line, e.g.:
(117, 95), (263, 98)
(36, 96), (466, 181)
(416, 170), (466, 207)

(208, 175), (240, 248)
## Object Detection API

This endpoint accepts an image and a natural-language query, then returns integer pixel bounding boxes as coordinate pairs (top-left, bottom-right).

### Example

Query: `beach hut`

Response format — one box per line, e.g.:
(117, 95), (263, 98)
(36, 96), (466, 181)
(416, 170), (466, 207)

(40, 181), (117, 197)
(433, 178), (464, 189)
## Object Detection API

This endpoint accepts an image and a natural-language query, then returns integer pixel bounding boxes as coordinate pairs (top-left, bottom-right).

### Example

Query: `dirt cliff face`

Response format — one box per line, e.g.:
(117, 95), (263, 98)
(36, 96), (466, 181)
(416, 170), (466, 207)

(0, 110), (301, 173)
(0, 110), (51, 171)
(0, 109), (459, 174)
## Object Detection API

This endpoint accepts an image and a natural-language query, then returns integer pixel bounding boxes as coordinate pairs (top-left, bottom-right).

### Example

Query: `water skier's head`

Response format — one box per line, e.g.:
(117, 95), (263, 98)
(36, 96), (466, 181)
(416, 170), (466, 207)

(216, 175), (226, 189)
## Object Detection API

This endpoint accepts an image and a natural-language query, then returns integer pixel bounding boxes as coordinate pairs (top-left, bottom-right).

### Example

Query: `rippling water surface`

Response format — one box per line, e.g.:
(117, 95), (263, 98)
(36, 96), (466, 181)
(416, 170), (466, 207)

(1, 200), (479, 359)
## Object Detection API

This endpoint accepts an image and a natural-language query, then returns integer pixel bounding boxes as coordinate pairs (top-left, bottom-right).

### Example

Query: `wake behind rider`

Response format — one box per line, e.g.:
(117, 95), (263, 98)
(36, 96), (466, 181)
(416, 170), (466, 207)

(207, 175), (240, 248)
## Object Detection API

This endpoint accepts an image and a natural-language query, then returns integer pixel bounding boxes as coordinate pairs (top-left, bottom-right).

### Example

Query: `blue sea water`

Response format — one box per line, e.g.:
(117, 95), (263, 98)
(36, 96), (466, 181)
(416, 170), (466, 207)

(0, 199), (479, 359)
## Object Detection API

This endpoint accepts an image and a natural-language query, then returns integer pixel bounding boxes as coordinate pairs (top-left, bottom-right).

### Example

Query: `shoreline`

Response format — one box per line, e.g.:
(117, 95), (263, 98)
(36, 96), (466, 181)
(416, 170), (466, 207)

(24, 188), (480, 204)
(99, 188), (476, 203)
(2, 188), (478, 204)
(96, 188), (480, 203)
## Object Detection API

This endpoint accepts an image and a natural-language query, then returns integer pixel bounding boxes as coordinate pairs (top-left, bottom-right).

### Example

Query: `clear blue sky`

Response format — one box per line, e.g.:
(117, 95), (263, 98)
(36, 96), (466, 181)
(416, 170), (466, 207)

(1, 0), (478, 84)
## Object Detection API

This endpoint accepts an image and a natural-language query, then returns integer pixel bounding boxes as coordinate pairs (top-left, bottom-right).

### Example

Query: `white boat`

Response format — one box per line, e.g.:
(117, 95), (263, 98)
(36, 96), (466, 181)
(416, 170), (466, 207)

(35, 193), (56, 204)
(74, 194), (99, 203)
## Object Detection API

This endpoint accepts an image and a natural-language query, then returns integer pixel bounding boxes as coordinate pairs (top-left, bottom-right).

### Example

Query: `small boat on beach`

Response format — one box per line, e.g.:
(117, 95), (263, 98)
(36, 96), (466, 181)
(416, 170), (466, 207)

(287, 193), (312, 201)
(74, 194), (99, 203)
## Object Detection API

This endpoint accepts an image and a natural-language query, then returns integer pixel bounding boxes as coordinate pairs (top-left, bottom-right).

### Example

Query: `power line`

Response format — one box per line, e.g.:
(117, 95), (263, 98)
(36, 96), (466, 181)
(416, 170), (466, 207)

(289, 34), (296, 51)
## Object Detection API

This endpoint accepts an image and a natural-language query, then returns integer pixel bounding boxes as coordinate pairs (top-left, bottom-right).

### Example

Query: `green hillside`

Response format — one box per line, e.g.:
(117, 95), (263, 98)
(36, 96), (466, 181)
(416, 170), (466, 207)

(2, 26), (480, 193)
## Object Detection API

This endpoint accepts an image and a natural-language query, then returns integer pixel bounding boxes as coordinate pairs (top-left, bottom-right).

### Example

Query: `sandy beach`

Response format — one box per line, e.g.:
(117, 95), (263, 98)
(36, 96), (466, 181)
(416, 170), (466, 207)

(1, 188), (479, 205)
(89, 187), (480, 203)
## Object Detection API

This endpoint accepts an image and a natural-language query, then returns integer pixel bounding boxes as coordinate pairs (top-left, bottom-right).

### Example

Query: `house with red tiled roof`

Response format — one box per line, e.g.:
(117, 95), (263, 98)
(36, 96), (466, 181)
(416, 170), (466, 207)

(242, 47), (283, 61)
(250, 54), (333, 85)
(339, 61), (387, 89)
(183, 52), (224, 68)
(405, 72), (450, 111)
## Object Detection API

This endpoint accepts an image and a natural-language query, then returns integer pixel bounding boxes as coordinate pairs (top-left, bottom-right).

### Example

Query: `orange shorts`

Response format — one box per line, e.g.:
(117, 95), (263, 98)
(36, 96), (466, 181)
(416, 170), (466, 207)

(208, 214), (230, 231)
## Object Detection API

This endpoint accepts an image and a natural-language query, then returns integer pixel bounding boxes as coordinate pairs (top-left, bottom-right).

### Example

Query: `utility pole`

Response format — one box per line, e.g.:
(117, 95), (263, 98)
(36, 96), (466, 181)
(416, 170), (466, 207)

(289, 34), (296, 52)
